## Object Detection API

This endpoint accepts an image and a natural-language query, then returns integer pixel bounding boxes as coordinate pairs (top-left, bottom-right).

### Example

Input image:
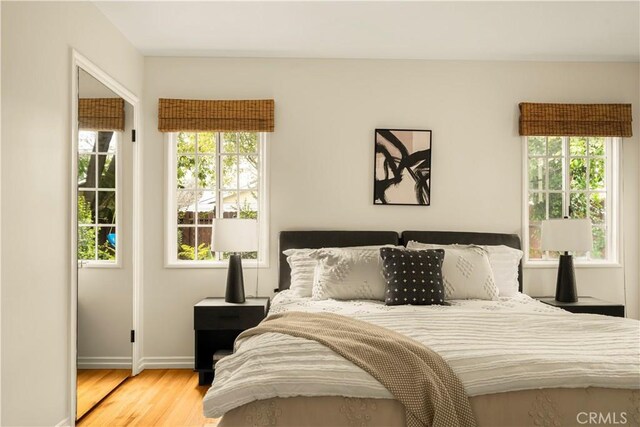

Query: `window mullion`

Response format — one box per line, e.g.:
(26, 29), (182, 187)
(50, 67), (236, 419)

(94, 133), (99, 260)
(173, 134), (178, 262)
(544, 137), (549, 221)
(606, 138), (613, 261)
(236, 169), (241, 220)
(542, 138), (549, 260)
(194, 133), (199, 260)
(114, 133), (119, 264)
(216, 132), (223, 261)
(236, 132), (240, 219)
(585, 138), (591, 260)
(563, 137), (571, 217)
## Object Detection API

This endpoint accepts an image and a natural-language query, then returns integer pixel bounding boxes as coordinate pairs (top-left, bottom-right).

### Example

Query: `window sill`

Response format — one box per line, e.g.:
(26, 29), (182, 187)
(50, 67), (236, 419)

(78, 261), (122, 269)
(165, 260), (270, 269)
(524, 261), (622, 269)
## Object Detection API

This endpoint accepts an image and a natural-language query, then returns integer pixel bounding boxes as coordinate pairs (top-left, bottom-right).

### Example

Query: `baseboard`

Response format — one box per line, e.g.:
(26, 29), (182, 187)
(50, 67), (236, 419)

(77, 356), (194, 370)
(140, 356), (194, 369)
(77, 356), (132, 369)
(55, 417), (70, 427)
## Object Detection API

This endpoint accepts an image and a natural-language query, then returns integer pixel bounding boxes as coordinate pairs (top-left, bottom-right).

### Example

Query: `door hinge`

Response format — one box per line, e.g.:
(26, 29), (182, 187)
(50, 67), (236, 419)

(132, 129), (136, 142)
(130, 330), (135, 343)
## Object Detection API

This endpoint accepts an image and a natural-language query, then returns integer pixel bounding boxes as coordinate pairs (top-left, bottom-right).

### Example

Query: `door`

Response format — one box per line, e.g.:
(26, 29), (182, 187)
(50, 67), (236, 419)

(75, 67), (134, 421)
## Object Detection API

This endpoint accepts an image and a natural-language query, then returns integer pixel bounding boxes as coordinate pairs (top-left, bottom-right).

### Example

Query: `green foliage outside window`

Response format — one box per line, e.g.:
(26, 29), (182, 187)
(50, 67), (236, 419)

(178, 242), (214, 261)
(78, 195), (96, 260)
(77, 194), (116, 261)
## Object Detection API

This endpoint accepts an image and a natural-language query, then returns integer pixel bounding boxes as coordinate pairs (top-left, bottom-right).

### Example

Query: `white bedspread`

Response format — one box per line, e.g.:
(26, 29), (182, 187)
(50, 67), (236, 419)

(203, 291), (640, 418)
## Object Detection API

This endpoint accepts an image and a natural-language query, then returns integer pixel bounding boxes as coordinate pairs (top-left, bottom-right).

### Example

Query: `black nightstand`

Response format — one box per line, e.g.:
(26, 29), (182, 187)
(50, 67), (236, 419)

(194, 297), (270, 385)
(535, 296), (624, 317)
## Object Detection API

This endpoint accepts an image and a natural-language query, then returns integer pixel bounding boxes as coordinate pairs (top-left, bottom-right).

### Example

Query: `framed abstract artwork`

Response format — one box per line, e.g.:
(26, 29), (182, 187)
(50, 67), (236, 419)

(374, 128), (432, 206)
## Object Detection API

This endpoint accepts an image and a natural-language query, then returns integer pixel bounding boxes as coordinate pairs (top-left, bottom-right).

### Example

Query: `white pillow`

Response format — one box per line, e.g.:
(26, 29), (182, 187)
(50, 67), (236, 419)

(480, 245), (523, 297)
(310, 246), (391, 301)
(283, 245), (394, 298)
(283, 248), (317, 297)
(406, 241), (522, 297)
(406, 242), (498, 300)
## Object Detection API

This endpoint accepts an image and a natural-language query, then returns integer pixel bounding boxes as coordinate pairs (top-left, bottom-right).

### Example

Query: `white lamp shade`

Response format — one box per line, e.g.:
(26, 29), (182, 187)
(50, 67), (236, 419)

(541, 219), (593, 252)
(212, 219), (258, 252)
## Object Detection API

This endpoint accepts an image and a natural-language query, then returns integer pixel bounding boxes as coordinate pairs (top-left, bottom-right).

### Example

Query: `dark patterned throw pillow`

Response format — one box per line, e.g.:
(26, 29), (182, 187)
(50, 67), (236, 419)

(380, 247), (446, 306)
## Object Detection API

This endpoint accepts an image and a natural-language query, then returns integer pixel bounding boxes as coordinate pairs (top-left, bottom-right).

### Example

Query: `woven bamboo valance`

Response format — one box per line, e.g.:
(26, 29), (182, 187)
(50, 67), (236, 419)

(78, 98), (125, 132)
(158, 98), (275, 132)
(519, 103), (632, 137)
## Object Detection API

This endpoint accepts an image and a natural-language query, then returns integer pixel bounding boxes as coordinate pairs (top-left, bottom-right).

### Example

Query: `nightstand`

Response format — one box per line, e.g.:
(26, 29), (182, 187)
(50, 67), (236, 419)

(534, 296), (624, 317)
(194, 297), (270, 385)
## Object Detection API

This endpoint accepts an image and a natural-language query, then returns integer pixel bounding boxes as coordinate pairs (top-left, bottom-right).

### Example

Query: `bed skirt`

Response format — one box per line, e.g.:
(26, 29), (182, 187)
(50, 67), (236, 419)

(218, 387), (640, 427)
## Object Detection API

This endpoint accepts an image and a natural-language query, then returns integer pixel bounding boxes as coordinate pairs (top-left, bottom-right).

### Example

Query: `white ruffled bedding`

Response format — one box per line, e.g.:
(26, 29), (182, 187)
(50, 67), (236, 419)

(203, 291), (640, 418)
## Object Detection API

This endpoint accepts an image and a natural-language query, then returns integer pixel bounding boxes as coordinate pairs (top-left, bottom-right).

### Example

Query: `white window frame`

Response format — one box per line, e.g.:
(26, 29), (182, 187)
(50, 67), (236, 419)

(522, 136), (622, 268)
(77, 130), (122, 268)
(165, 132), (269, 268)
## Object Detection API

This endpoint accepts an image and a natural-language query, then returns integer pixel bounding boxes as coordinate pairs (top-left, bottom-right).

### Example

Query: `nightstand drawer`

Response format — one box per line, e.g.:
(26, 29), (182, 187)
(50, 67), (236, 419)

(194, 305), (265, 330)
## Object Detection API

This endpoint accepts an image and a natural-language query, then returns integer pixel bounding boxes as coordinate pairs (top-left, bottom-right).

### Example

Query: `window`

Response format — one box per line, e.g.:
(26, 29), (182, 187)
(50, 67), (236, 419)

(524, 136), (619, 263)
(166, 131), (268, 266)
(77, 130), (119, 264)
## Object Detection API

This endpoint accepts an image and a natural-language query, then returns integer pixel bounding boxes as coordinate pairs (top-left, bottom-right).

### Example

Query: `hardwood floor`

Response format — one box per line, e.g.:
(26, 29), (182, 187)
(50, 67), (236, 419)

(77, 369), (219, 426)
(77, 369), (131, 420)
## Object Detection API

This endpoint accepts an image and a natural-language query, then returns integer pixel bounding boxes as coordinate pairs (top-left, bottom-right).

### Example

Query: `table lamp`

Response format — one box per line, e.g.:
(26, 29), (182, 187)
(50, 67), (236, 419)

(541, 218), (593, 303)
(212, 218), (258, 303)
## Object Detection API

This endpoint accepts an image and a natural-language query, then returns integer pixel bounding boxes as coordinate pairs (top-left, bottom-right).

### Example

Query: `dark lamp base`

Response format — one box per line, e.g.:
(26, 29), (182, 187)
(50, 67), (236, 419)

(555, 254), (577, 303)
(225, 254), (245, 303)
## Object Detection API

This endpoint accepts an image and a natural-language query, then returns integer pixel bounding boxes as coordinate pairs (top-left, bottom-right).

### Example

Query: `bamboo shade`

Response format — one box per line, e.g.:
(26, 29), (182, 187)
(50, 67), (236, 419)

(158, 99), (275, 132)
(519, 103), (632, 137)
(78, 98), (125, 131)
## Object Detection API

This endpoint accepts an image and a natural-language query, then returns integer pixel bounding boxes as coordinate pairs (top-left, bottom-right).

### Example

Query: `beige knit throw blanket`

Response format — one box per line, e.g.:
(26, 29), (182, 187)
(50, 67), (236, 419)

(236, 311), (477, 427)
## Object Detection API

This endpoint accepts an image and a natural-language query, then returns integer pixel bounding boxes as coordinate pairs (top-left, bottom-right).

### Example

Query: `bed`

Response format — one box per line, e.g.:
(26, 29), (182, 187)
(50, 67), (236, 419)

(203, 230), (640, 427)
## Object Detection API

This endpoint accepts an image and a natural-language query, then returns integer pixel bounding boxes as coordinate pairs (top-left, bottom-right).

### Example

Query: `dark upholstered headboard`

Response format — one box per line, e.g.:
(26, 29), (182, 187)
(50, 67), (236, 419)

(401, 230), (523, 292)
(278, 231), (399, 291)
(277, 229), (524, 293)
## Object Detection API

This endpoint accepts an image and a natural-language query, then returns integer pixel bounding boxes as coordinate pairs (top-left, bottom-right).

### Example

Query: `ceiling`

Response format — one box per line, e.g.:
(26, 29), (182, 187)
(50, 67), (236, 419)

(95, 1), (640, 62)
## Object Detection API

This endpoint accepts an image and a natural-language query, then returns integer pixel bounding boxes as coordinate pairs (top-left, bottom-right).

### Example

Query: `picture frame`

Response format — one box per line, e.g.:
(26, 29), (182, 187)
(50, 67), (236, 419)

(373, 128), (432, 206)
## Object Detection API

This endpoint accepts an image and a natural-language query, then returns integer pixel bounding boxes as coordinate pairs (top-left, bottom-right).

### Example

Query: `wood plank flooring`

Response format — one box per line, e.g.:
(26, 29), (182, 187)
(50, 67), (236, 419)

(77, 369), (131, 420)
(77, 369), (219, 427)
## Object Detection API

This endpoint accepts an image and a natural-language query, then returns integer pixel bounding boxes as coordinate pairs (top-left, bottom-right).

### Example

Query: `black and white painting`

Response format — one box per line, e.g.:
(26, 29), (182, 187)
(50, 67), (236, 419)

(374, 129), (432, 205)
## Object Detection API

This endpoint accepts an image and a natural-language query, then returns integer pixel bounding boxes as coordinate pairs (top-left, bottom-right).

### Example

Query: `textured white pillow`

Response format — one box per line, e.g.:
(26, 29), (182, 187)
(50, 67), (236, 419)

(283, 248), (317, 297)
(406, 241), (522, 297)
(406, 242), (498, 300)
(283, 245), (394, 298)
(310, 246), (390, 301)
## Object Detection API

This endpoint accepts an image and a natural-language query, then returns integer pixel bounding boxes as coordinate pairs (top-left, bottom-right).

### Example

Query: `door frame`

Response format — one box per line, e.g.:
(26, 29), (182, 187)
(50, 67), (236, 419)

(70, 49), (143, 425)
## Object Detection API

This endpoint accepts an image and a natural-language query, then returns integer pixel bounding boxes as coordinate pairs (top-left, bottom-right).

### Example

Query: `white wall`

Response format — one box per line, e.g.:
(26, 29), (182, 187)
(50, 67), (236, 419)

(142, 58), (639, 363)
(1, 2), (143, 425)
